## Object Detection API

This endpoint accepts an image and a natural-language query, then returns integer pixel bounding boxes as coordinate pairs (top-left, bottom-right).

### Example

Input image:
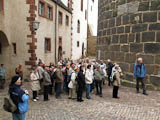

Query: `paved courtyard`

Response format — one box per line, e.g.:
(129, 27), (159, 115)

(0, 82), (160, 120)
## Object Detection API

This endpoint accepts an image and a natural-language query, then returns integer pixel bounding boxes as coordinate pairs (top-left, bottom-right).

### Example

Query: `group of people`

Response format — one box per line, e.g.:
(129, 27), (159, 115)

(1, 57), (148, 120)
(28, 58), (124, 103)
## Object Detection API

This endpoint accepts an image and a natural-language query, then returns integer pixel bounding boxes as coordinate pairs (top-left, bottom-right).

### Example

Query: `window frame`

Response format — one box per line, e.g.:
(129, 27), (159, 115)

(47, 4), (53, 20)
(77, 20), (80, 33)
(58, 11), (63, 25)
(66, 15), (69, 26)
(77, 41), (80, 47)
(81, 0), (83, 11)
(39, 1), (45, 17)
(12, 43), (17, 55)
(45, 38), (51, 53)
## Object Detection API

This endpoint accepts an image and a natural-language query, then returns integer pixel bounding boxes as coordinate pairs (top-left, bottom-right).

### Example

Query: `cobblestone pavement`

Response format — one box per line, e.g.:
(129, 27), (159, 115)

(0, 82), (160, 120)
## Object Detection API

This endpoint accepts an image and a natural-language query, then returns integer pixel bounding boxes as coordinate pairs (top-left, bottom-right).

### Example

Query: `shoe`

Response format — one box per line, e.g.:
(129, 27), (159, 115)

(99, 95), (103, 97)
(80, 99), (84, 102)
(33, 99), (37, 102)
(44, 99), (49, 101)
(36, 97), (39, 100)
(143, 93), (148, 96)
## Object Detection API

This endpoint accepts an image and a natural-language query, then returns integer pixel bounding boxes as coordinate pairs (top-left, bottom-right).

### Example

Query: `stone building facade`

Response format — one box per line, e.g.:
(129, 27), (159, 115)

(0, 0), (72, 79)
(87, 25), (97, 57)
(97, 0), (160, 90)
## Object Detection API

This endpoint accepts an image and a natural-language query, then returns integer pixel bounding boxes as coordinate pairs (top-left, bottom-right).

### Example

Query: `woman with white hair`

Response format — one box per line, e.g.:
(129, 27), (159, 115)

(112, 64), (121, 99)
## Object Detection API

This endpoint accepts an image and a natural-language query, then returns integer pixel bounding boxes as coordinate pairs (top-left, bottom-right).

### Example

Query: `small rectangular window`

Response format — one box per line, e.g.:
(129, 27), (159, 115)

(12, 43), (16, 55)
(85, 10), (87, 20)
(45, 38), (51, 52)
(58, 11), (63, 25)
(39, 2), (45, 16)
(77, 41), (79, 47)
(66, 15), (69, 26)
(47, 6), (52, 19)
(0, 0), (3, 11)
(0, 43), (2, 54)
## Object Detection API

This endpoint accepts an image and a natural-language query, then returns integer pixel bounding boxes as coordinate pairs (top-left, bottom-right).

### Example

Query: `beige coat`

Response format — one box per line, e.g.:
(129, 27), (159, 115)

(55, 68), (64, 83)
(30, 71), (41, 91)
(113, 71), (121, 86)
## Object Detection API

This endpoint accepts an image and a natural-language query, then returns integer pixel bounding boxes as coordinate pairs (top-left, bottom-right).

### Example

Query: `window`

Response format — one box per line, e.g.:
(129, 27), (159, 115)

(45, 38), (51, 52)
(59, 37), (62, 44)
(91, 6), (92, 11)
(58, 11), (63, 25)
(77, 41), (80, 47)
(81, 0), (83, 11)
(47, 6), (52, 19)
(66, 15), (69, 26)
(39, 2), (45, 16)
(0, 43), (2, 54)
(92, 0), (94, 2)
(0, 0), (3, 11)
(85, 10), (87, 20)
(12, 43), (16, 55)
(77, 20), (80, 33)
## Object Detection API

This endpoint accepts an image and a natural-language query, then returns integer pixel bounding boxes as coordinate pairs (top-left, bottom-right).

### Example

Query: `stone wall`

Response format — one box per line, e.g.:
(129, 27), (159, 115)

(97, 0), (160, 90)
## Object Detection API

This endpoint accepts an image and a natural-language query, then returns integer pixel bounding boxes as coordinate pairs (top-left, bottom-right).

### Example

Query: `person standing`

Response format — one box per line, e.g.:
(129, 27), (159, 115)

(15, 64), (23, 80)
(85, 65), (93, 99)
(112, 65), (121, 99)
(106, 59), (114, 86)
(68, 67), (79, 99)
(77, 66), (85, 102)
(134, 58), (148, 95)
(37, 63), (44, 94)
(43, 66), (51, 101)
(30, 67), (41, 102)
(0, 64), (6, 89)
(9, 76), (29, 120)
(94, 65), (103, 97)
(55, 63), (64, 99)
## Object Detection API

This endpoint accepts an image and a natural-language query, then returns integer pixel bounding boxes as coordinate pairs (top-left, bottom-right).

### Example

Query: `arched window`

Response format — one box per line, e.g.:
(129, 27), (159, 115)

(77, 20), (80, 33)
(81, 0), (83, 11)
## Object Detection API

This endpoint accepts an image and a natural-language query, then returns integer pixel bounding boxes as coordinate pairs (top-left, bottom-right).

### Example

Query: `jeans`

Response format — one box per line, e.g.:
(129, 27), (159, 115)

(95, 80), (102, 95)
(12, 113), (25, 120)
(44, 85), (49, 101)
(86, 84), (91, 99)
(55, 83), (62, 98)
(32, 91), (37, 99)
(113, 86), (119, 98)
(136, 78), (146, 93)
(0, 78), (5, 89)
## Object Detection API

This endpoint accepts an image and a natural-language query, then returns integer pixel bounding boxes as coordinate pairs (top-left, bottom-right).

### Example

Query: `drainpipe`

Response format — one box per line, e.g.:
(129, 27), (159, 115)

(86, 0), (89, 56)
(55, 3), (57, 64)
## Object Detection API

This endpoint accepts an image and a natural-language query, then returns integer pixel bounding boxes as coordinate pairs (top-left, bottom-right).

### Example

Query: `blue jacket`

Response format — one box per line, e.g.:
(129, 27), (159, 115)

(134, 63), (146, 78)
(9, 84), (29, 114)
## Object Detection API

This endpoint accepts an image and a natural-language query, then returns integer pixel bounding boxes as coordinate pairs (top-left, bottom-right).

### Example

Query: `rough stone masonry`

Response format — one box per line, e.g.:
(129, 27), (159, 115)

(97, 0), (160, 90)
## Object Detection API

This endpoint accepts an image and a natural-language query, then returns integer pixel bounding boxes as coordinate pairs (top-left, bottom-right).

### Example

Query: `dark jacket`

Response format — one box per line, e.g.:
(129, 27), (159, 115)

(9, 84), (25, 113)
(77, 70), (85, 90)
(107, 63), (114, 76)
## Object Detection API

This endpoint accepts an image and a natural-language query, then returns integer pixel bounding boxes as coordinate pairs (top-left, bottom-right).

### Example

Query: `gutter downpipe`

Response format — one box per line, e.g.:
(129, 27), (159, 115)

(55, 3), (57, 64)
(86, 0), (89, 57)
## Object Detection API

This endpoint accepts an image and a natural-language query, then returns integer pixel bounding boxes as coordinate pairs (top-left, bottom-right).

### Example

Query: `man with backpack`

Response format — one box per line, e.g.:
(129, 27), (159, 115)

(7, 76), (29, 120)
(0, 64), (6, 89)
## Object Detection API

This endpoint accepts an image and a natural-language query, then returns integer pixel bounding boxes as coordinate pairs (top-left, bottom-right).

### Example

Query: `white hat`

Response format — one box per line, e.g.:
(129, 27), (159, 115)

(58, 62), (62, 66)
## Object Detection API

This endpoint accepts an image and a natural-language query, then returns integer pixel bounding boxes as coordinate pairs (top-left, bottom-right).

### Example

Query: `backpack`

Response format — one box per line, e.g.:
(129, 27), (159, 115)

(51, 71), (57, 80)
(3, 96), (17, 113)
(110, 71), (116, 83)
